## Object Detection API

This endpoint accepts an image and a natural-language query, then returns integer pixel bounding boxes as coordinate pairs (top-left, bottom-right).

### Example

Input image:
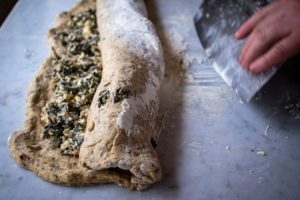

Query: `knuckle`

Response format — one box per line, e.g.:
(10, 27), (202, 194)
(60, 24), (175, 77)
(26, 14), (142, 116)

(273, 41), (288, 57)
(256, 28), (268, 41)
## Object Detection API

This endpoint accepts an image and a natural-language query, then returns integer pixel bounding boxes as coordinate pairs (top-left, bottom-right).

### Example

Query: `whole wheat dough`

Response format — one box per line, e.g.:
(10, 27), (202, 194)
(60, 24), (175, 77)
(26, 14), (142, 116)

(79, 0), (165, 190)
(8, 0), (164, 190)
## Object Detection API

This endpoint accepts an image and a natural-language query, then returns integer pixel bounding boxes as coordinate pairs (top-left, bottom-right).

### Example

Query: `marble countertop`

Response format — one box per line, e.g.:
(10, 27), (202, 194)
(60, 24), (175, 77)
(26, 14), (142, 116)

(0, 0), (300, 199)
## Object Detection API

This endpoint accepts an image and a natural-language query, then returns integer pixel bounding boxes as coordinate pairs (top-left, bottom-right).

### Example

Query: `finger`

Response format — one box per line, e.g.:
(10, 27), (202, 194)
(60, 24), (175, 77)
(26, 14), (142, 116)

(240, 20), (289, 70)
(235, 8), (268, 39)
(235, 1), (281, 40)
(239, 10), (286, 69)
(239, 27), (265, 69)
(249, 34), (300, 74)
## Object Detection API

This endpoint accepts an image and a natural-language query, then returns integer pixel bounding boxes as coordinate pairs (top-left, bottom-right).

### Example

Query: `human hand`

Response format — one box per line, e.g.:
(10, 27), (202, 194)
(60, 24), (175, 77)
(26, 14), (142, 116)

(235, 0), (300, 74)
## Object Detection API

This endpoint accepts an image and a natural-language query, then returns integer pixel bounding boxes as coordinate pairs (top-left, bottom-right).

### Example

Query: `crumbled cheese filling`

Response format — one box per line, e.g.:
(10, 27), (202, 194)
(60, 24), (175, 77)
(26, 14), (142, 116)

(41, 8), (102, 156)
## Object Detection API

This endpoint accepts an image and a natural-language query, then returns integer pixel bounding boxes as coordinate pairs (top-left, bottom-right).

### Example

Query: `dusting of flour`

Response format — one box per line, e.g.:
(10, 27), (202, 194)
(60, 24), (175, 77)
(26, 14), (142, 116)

(99, 0), (164, 132)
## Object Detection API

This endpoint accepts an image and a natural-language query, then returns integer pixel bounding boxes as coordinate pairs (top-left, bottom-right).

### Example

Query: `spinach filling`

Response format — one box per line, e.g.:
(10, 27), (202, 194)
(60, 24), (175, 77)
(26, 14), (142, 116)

(41, 8), (102, 156)
(98, 87), (132, 108)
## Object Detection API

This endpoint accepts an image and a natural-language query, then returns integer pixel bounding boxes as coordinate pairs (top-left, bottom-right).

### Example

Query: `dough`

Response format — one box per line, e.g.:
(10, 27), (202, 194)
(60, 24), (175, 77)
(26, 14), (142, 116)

(79, 0), (164, 190)
(8, 0), (164, 190)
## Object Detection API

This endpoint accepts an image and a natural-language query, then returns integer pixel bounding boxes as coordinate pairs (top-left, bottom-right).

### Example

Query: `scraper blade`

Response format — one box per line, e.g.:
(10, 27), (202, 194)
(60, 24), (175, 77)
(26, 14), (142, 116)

(194, 0), (277, 102)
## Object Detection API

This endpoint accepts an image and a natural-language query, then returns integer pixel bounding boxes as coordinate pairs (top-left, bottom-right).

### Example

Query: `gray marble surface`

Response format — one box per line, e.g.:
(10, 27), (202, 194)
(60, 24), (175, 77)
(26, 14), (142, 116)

(1, 0), (300, 199)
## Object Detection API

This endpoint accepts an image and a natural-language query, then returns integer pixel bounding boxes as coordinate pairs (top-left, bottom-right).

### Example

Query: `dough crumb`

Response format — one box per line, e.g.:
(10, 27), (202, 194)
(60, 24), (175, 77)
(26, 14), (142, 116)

(205, 48), (212, 58)
(283, 101), (300, 120)
(264, 125), (270, 136)
(196, 56), (204, 64)
(225, 146), (230, 151)
(184, 73), (195, 81)
(158, 29), (194, 82)
(256, 151), (266, 156)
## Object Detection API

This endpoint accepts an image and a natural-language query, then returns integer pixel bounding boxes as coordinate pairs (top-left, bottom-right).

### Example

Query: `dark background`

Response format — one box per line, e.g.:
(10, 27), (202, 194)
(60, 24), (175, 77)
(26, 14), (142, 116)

(0, 0), (18, 27)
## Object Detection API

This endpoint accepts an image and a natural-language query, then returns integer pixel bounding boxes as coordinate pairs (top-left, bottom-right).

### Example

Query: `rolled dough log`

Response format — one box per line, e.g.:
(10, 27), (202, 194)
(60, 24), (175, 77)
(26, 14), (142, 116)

(79, 0), (165, 190)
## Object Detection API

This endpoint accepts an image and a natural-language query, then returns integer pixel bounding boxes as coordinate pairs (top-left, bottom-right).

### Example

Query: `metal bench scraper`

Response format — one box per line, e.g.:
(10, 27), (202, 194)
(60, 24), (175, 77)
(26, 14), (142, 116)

(194, 0), (277, 102)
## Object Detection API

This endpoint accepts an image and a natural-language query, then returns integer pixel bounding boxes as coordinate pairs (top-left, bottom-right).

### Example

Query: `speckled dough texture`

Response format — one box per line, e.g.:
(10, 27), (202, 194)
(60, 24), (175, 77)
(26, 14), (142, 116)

(8, 0), (164, 190)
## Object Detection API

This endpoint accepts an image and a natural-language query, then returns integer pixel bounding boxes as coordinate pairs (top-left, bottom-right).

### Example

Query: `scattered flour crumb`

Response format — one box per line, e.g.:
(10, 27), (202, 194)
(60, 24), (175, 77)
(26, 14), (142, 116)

(158, 29), (195, 81)
(206, 13), (210, 18)
(182, 54), (195, 70)
(205, 48), (212, 58)
(249, 170), (254, 175)
(184, 73), (195, 81)
(196, 56), (204, 64)
(264, 125), (270, 136)
(285, 136), (288, 140)
(225, 146), (230, 151)
(284, 104), (293, 109)
(188, 141), (206, 155)
(188, 141), (204, 149)
(283, 102), (300, 119)
(256, 151), (266, 156)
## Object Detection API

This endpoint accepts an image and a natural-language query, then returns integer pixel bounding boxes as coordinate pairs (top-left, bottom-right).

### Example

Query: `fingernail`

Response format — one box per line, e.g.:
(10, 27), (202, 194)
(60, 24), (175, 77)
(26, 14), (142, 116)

(235, 31), (240, 39)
